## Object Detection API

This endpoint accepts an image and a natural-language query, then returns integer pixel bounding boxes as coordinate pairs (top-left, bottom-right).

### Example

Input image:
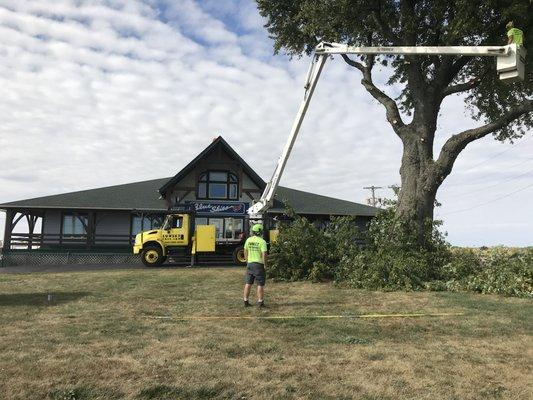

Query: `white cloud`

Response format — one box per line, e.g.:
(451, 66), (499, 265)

(0, 0), (531, 246)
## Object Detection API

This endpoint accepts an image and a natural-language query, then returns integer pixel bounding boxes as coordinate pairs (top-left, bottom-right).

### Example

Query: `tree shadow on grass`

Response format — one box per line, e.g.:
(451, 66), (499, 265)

(0, 291), (91, 306)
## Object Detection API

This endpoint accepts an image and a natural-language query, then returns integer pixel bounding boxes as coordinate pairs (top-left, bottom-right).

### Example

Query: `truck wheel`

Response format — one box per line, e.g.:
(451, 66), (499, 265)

(142, 245), (163, 267)
(232, 246), (246, 266)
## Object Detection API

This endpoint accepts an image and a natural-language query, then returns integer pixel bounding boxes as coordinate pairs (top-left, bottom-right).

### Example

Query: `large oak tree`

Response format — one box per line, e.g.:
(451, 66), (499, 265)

(257, 0), (532, 243)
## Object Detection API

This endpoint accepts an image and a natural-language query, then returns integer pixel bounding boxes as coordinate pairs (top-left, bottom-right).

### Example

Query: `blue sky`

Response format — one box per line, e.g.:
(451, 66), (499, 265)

(0, 0), (531, 246)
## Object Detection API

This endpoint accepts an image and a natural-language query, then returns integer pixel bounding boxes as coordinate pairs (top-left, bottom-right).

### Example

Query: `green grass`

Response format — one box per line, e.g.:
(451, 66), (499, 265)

(0, 268), (531, 399)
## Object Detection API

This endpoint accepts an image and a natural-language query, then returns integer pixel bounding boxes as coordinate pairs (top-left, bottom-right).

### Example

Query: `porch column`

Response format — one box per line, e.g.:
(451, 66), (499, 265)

(3, 210), (15, 250)
(87, 211), (96, 249)
(26, 214), (38, 250)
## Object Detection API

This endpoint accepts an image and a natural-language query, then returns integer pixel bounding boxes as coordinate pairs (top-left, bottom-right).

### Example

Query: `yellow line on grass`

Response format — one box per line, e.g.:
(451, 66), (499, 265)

(150, 312), (464, 321)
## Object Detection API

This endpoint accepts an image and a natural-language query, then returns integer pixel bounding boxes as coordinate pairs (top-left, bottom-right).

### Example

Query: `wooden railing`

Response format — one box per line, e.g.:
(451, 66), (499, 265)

(8, 233), (135, 250)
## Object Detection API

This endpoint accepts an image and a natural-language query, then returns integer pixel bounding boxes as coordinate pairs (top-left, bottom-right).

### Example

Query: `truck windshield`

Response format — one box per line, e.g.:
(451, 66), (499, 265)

(162, 216), (172, 230)
(162, 215), (183, 230)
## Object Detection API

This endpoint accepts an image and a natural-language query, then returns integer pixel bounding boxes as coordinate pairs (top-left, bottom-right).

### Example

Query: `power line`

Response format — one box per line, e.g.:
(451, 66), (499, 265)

(446, 157), (533, 188)
(449, 167), (533, 199)
(442, 181), (533, 216)
(459, 135), (531, 173)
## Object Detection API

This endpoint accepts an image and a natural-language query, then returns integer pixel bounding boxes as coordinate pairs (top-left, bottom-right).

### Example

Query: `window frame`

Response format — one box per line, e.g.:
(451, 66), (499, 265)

(61, 213), (88, 237)
(131, 214), (163, 236)
(197, 170), (239, 200)
(194, 217), (244, 242)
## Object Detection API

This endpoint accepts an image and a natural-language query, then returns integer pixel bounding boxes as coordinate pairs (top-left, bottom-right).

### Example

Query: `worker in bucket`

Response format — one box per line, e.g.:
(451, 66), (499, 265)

(243, 224), (267, 308)
(506, 21), (523, 47)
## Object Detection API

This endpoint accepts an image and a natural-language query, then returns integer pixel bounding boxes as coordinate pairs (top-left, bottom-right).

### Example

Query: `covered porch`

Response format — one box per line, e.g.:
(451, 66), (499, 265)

(1, 207), (165, 252)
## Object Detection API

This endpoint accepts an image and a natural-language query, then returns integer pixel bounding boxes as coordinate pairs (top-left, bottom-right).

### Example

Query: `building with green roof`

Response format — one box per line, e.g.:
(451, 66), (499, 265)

(0, 137), (379, 264)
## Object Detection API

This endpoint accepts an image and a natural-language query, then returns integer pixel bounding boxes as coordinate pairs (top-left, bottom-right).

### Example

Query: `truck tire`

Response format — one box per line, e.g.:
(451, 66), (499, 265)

(141, 245), (164, 267)
(232, 246), (246, 266)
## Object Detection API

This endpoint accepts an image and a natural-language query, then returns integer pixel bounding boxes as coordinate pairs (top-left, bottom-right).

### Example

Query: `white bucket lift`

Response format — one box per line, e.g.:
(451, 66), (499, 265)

(497, 44), (527, 83)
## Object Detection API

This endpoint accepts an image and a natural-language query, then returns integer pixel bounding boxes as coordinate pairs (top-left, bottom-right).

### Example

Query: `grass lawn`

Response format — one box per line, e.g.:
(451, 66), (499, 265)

(0, 268), (531, 400)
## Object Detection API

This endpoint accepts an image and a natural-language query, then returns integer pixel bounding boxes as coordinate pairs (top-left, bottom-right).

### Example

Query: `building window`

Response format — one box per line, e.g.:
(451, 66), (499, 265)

(225, 218), (243, 240)
(131, 215), (163, 235)
(195, 217), (208, 226)
(198, 171), (238, 200)
(194, 217), (243, 241)
(62, 214), (87, 235)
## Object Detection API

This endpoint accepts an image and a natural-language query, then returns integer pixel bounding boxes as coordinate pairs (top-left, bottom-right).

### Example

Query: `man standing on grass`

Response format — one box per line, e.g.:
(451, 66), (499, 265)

(243, 224), (267, 308)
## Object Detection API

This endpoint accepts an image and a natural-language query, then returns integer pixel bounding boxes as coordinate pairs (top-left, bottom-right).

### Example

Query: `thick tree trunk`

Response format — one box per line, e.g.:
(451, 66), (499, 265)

(396, 131), (439, 244)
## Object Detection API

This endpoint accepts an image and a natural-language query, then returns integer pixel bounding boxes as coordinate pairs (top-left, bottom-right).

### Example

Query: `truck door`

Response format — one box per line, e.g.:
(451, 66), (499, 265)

(162, 215), (187, 247)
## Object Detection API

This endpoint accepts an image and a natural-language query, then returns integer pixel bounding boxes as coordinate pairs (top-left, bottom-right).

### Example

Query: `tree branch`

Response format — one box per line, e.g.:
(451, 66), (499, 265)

(371, 10), (399, 45)
(439, 56), (472, 88)
(434, 100), (533, 183)
(342, 54), (406, 135)
(341, 54), (364, 72)
(441, 76), (483, 97)
(441, 63), (492, 98)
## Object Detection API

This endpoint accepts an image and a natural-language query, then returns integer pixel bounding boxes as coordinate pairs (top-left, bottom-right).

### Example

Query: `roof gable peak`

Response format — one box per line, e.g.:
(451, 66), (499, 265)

(158, 136), (265, 196)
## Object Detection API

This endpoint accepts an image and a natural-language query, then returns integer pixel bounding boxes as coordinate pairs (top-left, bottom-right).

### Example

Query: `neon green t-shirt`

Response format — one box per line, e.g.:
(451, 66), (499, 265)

(244, 236), (267, 264)
(507, 28), (523, 46)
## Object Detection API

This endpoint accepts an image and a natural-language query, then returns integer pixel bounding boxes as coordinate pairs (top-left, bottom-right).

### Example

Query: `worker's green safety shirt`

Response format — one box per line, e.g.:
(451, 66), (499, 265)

(244, 235), (267, 264)
(507, 28), (524, 46)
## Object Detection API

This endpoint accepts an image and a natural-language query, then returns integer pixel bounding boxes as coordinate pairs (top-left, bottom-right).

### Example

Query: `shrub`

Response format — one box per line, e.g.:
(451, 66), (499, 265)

(334, 200), (451, 291)
(337, 247), (448, 291)
(268, 215), (337, 281)
(269, 204), (532, 297)
(433, 247), (533, 298)
(269, 212), (361, 281)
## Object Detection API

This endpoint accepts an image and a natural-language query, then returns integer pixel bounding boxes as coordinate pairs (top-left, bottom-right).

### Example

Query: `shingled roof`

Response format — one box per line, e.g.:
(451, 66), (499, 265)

(0, 179), (378, 216)
(0, 137), (379, 217)
(0, 178), (170, 211)
(273, 187), (378, 216)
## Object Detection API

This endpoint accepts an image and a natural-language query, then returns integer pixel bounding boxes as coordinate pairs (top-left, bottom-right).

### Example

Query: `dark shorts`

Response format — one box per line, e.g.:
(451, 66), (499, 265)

(245, 262), (266, 286)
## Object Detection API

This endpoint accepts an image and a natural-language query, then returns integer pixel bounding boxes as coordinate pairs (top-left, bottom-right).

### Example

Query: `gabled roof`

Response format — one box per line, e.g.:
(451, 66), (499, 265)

(0, 180), (378, 217)
(271, 187), (378, 217)
(0, 136), (379, 217)
(158, 136), (265, 196)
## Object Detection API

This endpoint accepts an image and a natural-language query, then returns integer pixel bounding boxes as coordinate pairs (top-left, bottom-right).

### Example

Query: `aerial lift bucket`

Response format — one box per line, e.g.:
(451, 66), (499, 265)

(497, 44), (527, 83)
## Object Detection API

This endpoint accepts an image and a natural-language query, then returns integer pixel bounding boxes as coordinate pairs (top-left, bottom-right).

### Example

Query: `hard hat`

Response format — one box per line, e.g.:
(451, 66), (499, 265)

(252, 224), (263, 233)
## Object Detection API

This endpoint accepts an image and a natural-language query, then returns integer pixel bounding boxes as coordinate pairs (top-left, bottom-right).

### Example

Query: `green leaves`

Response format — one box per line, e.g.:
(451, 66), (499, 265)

(268, 215), (338, 281)
(438, 247), (533, 298)
(256, 0), (533, 141)
(269, 204), (531, 297)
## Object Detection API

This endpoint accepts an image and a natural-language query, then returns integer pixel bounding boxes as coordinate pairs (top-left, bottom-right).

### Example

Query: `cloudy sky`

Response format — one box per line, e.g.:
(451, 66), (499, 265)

(0, 0), (531, 246)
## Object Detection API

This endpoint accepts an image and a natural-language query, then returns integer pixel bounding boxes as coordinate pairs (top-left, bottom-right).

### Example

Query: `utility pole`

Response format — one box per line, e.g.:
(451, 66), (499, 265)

(363, 186), (383, 207)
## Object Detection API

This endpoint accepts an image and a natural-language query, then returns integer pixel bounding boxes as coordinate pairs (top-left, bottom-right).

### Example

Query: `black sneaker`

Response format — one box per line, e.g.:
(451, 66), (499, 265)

(258, 301), (265, 308)
(244, 300), (251, 307)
